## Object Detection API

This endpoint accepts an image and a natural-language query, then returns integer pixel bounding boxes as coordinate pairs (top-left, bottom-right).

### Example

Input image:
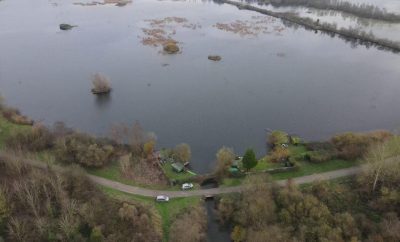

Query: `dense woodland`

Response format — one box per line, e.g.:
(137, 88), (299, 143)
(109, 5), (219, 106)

(0, 156), (160, 242)
(216, 136), (400, 242)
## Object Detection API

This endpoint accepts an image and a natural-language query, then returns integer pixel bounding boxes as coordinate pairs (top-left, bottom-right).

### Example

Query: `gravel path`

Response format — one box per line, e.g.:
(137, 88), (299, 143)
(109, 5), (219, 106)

(0, 153), (362, 198)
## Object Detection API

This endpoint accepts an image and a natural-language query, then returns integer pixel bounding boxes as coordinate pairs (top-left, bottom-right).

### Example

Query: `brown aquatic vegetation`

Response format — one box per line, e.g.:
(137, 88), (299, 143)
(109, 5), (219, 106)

(163, 41), (180, 54)
(139, 17), (201, 53)
(214, 16), (285, 37)
(73, 0), (132, 7)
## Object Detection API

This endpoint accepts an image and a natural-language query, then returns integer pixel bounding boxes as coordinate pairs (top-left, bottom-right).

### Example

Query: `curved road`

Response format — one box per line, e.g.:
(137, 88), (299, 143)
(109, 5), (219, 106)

(0, 153), (362, 198)
(89, 166), (362, 198)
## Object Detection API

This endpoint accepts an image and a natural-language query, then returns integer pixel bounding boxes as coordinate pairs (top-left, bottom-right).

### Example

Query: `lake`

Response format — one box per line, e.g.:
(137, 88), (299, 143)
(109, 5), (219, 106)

(1, 0), (400, 174)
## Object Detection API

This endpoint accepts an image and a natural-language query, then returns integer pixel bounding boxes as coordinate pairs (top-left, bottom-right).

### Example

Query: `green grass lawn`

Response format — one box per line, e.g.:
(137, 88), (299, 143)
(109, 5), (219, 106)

(253, 157), (281, 171)
(100, 186), (201, 242)
(270, 159), (359, 180)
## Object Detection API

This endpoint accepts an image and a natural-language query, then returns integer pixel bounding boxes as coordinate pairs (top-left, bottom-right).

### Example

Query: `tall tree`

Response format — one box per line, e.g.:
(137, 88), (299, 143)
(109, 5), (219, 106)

(130, 121), (145, 157)
(174, 143), (191, 162)
(242, 149), (257, 171)
(214, 146), (235, 179)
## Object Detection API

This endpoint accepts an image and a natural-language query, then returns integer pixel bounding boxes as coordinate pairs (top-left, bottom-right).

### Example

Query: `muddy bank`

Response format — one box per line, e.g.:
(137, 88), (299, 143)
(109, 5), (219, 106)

(219, 0), (400, 52)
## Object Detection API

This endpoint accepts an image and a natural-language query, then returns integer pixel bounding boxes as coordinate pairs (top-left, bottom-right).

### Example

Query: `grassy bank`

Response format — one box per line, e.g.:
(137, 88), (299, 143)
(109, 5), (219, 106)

(222, 143), (359, 187)
(0, 115), (31, 148)
(100, 186), (202, 242)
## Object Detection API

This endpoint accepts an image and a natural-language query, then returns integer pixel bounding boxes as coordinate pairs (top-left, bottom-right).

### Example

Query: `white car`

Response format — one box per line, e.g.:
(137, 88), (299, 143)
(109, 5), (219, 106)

(181, 183), (194, 190)
(156, 195), (169, 202)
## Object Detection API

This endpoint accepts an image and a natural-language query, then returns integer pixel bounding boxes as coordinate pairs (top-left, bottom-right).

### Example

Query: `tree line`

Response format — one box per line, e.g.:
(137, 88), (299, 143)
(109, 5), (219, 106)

(215, 135), (400, 241)
(251, 0), (400, 22)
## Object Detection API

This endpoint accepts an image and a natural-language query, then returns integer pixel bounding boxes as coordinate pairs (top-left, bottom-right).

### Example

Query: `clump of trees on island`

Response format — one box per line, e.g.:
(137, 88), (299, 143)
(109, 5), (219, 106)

(216, 136), (400, 242)
(91, 73), (111, 94)
(255, 0), (400, 22)
(0, 156), (160, 241)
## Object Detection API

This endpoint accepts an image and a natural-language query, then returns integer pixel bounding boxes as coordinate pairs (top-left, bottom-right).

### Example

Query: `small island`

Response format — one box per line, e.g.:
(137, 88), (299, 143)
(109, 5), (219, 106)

(91, 73), (112, 94)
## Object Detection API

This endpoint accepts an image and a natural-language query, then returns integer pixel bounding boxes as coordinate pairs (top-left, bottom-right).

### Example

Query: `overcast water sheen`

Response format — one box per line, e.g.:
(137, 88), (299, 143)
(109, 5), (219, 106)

(1, 0), (400, 175)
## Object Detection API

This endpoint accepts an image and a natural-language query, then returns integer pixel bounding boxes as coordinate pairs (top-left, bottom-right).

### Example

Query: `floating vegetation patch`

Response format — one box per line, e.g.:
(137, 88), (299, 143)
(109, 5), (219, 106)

(73, 0), (132, 7)
(213, 16), (285, 37)
(139, 17), (202, 53)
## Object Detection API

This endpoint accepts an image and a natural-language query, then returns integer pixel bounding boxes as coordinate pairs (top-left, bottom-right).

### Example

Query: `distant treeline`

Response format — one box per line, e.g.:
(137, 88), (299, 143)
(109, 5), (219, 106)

(222, 0), (400, 52)
(246, 0), (400, 22)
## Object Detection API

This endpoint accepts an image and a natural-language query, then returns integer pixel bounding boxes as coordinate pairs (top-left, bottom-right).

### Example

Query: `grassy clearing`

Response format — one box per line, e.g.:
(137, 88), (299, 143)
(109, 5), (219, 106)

(0, 115), (31, 148)
(271, 159), (359, 180)
(253, 157), (281, 171)
(100, 186), (202, 242)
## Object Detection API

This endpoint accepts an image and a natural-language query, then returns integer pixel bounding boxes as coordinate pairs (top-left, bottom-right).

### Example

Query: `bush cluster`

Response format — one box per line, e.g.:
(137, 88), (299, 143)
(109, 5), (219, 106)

(5, 124), (54, 152)
(305, 150), (333, 163)
(55, 134), (115, 168)
(331, 130), (392, 160)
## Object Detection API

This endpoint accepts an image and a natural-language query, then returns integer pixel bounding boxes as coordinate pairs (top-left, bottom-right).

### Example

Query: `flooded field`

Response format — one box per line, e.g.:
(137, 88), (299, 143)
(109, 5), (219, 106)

(1, 0), (400, 174)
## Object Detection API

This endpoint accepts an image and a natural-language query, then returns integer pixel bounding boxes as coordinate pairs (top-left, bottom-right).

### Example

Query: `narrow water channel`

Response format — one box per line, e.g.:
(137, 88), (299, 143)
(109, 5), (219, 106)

(205, 199), (231, 242)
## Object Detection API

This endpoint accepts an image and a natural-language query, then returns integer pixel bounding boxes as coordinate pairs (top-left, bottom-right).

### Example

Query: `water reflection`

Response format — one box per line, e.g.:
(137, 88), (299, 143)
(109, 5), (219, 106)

(206, 200), (231, 242)
(94, 94), (112, 109)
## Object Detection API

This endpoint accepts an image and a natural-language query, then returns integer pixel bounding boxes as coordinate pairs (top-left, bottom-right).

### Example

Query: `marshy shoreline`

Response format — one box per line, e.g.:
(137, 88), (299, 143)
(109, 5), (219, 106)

(219, 0), (400, 52)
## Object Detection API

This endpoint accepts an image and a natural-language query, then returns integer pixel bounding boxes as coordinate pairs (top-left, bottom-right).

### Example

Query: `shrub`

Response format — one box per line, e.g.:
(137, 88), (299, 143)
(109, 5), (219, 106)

(5, 124), (54, 152)
(270, 147), (290, 163)
(55, 133), (115, 168)
(290, 136), (301, 145)
(306, 141), (335, 152)
(267, 130), (289, 149)
(331, 131), (392, 160)
(2, 107), (33, 125)
(0, 188), (9, 234)
(305, 150), (333, 163)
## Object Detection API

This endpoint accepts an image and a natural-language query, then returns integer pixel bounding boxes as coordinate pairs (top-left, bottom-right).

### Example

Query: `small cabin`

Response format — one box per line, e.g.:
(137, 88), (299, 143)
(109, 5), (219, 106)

(171, 162), (185, 173)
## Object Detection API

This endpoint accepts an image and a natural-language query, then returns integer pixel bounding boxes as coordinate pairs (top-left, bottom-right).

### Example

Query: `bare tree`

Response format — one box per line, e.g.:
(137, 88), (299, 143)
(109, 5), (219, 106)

(174, 143), (191, 162)
(214, 146), (235, 179)
(130, 121), (145, 157)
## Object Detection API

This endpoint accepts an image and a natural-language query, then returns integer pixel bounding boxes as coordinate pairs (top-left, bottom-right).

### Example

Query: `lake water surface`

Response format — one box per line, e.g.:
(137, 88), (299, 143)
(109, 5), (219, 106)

(1, 0), (400, 174)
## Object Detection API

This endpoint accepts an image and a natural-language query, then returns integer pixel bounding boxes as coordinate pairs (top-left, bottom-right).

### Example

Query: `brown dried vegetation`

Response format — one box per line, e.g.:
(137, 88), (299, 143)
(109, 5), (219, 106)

(0, 156), (160, 241)
(140, 17), (201, 53)
(73, 0), (132, 7)
(214, 16), (285, 37)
